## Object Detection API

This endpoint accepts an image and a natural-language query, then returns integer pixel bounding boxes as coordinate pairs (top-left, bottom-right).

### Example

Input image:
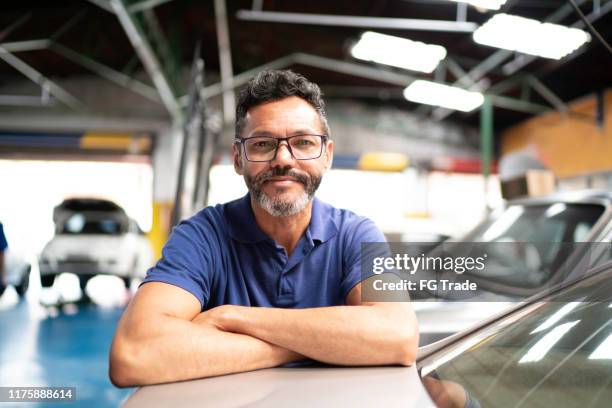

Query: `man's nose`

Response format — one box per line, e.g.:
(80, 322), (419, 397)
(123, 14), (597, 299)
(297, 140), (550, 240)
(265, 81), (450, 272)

(271, 141), (295, 166)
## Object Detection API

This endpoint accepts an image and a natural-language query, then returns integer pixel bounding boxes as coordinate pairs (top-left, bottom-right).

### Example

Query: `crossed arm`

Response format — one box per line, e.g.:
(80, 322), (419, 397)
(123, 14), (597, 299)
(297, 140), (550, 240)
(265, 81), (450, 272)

(109, 282), (418, 387)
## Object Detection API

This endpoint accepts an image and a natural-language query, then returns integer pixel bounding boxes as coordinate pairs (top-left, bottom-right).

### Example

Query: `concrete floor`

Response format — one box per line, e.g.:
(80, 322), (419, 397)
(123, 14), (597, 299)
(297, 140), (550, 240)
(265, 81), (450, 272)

(0, 276), (133, 408)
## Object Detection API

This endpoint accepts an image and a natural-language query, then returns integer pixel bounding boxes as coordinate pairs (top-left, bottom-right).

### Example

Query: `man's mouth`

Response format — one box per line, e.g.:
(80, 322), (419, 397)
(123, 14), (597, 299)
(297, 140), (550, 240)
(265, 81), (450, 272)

(264, 177), (300, 186)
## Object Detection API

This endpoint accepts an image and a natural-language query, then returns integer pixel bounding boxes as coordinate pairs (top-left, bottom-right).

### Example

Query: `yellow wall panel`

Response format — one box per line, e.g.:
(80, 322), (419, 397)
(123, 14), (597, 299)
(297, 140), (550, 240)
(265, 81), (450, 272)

(501, 90), (612, 178)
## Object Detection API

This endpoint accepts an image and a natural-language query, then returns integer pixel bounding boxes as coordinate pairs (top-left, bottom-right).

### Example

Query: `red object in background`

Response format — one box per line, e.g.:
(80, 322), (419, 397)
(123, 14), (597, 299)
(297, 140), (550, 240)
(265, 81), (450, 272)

(431, 156), (498, 174)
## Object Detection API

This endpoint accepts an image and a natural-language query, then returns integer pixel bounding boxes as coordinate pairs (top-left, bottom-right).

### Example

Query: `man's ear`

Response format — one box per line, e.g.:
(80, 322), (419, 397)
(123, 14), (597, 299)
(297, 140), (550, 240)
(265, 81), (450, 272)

(324, 139), (334, 170)
(232, 143), (243, 175)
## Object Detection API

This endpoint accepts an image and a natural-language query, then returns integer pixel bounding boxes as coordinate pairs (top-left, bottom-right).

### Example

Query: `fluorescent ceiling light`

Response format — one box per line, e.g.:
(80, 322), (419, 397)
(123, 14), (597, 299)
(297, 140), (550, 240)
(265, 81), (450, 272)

(473, 13), (591, 59)
(403, 80), (484, 112)
(351, 31), (446, 73)
(447, 0), (507, 10)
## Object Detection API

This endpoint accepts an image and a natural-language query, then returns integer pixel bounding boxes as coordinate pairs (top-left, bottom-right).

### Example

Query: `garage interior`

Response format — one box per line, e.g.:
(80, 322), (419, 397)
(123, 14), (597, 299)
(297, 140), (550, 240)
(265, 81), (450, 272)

(0, 0), (611, 407)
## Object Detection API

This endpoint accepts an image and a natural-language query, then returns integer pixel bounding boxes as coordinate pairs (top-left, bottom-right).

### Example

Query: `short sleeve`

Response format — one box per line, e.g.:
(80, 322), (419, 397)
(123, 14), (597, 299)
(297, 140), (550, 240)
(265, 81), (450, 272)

(339, 217), (388, 303)
(140, 216), (215, 310)
(0, 223), (7, 251)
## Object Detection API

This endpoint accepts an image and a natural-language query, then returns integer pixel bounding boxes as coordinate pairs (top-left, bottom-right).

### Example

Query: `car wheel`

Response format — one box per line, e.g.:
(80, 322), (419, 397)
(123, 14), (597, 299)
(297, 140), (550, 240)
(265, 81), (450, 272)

(15, 266), (31, 297)
(78, 275), (92, 291)
(40, 274), (56, 288)
(122, 277), (131, 290)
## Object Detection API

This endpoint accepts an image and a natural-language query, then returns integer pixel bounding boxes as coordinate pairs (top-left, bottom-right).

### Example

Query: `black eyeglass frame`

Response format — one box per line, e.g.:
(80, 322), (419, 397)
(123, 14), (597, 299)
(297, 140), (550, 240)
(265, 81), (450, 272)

(234, 134), (329, 162)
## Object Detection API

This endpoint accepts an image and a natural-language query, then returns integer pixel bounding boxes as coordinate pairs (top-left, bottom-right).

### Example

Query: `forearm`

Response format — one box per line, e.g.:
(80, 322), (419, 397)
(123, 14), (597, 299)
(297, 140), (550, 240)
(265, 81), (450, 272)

(109, 314), (302, 387)
(223, 304), (417, 366)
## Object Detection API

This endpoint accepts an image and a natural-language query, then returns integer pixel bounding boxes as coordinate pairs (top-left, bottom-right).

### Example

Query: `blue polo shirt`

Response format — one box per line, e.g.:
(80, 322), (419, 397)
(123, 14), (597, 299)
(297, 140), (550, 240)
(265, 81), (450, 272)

(142, 194), (385, 310)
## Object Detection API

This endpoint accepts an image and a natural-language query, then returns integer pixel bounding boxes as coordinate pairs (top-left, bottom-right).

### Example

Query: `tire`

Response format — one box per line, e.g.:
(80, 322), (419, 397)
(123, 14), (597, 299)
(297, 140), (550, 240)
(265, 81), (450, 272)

(15, 266), (31, 297)
(78, 275), (92, 291)
(122, 277), (131, 290)
(40, 274), (56, 288)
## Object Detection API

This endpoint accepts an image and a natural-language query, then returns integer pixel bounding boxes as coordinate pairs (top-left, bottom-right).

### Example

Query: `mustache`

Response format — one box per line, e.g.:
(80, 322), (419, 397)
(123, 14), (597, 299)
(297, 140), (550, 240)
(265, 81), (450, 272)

(253, 167), (311, 187)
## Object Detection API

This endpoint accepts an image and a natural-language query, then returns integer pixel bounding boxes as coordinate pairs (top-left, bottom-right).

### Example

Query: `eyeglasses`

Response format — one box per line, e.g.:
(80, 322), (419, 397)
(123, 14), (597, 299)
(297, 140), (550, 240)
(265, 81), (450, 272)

(235, 134), (329, 162)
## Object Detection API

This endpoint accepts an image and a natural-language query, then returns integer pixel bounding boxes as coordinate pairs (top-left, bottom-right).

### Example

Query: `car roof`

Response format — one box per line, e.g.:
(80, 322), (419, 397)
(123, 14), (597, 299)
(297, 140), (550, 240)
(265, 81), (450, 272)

(508, 189), (612, 207)
(56, 198), (124, 213)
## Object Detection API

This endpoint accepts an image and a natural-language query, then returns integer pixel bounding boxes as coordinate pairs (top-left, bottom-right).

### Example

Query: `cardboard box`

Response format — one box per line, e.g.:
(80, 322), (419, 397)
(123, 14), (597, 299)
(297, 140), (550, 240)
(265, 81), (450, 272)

(501, 170), (556, 200)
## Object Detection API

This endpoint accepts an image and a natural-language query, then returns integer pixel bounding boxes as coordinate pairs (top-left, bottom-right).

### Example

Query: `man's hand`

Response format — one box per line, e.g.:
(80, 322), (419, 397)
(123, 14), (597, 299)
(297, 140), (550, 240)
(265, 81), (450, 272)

(192, 304), (241, 331)
(191, 285), (418, 367)
(110, 283), (304, 387)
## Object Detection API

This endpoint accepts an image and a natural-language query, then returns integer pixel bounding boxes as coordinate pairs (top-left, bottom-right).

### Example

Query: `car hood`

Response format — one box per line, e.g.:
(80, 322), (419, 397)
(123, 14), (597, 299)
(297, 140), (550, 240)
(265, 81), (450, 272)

(122, 365), (435, 408)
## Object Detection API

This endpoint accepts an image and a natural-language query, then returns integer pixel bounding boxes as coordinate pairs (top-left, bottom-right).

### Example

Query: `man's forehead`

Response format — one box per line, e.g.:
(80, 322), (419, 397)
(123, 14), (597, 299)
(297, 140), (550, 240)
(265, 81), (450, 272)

(243, 97), (324, 134)
(246, 96), (318, 116)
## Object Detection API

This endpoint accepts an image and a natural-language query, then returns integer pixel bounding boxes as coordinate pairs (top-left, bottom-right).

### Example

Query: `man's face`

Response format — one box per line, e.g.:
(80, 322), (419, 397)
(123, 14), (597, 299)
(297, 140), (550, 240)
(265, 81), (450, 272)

(233, 96), (333, 217)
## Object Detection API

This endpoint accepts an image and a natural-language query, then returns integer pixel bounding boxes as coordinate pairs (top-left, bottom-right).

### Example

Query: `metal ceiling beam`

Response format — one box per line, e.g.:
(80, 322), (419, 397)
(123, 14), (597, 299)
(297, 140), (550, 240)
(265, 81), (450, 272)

(179, 54), (297, 105)
(86, 0), (114, 13)
(526, 76), (568, 113)
(0, 95), (59, 107)
(445, 57), (476, 88)
(50, 43), (161, 102)
(0, 46), (85, 110)
(109, 0), (183, 123)
(214, 0), (235, 125)
(128, 0), (174, 13)
(0, 38), (162, 103)
(0, 40), (50, 52)
(0, 111), (169, 132)
(236, 10), (477, 32)
(0, 14), (30, 43)
(293, 53), (417, 86)
(141, 8), (181, 94)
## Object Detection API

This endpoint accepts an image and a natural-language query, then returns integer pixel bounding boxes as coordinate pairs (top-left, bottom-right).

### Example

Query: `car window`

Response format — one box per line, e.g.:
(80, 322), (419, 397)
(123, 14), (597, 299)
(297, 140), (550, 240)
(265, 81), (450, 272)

(458, 203), (605, 288)
(62, 213), (124, 235)
(419, 269), (612, 408)
(468, 203), (604, 243)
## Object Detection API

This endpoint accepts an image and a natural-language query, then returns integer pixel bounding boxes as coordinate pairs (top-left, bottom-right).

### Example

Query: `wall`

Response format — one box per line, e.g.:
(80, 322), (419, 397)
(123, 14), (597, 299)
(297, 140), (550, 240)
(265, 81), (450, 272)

(501, 89), (612, 178)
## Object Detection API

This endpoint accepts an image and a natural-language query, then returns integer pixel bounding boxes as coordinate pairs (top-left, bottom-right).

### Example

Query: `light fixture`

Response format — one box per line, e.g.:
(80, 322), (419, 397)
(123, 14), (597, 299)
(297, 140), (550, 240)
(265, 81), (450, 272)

(447, 0), (507, 11)
(473, 13), (591, 59)
(403, 80), (484, 112)
(351, 31), (447, 73)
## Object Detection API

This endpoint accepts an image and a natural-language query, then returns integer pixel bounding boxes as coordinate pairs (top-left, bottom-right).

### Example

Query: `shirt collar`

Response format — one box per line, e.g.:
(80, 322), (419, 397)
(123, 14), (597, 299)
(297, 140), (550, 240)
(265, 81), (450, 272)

(226, 193), (269, 243)
(308, 196), (338, 245)
(226, 193), (338, 245)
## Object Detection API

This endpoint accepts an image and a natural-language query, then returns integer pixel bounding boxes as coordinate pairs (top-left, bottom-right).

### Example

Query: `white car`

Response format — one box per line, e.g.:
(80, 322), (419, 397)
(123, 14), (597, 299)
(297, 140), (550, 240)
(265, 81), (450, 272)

(39, 199), (154, 290)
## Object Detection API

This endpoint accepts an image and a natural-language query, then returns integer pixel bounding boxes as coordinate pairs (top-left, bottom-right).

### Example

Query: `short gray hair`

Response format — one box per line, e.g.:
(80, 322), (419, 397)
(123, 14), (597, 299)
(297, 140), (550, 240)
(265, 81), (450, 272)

(235, 69), (331, 139)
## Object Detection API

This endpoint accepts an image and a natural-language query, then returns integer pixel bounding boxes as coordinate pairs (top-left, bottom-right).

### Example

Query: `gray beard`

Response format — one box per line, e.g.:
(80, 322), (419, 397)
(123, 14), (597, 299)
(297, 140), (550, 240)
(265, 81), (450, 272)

(244, 166), (322, 217)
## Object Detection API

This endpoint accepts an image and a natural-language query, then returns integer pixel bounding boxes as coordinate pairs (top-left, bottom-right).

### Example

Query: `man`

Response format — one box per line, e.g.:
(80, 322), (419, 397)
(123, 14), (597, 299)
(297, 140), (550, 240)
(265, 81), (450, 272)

(0, 221), (7, 296)
(109, 70), (418, 387)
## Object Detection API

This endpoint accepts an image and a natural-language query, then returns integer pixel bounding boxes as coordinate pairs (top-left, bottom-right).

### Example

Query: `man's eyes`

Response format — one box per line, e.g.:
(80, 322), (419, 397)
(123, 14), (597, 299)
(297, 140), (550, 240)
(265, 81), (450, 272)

(293, 138), (315, 146)
(253, 140), (275, 148)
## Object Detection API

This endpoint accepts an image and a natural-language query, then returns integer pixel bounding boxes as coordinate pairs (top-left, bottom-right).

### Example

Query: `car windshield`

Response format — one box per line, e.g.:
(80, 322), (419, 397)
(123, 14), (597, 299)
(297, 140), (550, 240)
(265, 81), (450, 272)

(459, 203), (605, 287)
(61, 213), (125, 235)
(419, 267), (612, 408)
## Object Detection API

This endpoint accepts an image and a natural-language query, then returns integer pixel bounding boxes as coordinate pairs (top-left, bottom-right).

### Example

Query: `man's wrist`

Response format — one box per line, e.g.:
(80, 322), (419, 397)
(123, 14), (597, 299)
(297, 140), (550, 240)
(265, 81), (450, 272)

(222, 305), (250, 334)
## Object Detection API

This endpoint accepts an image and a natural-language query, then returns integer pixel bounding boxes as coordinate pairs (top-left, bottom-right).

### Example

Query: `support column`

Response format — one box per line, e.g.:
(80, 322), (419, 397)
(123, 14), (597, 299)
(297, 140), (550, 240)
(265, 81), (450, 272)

(480, 96), (493, 207)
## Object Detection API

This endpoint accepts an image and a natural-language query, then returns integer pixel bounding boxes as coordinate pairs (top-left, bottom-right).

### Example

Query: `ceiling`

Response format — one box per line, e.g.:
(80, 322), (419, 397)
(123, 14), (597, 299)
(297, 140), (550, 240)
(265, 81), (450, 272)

(0, 0), (611, 131)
